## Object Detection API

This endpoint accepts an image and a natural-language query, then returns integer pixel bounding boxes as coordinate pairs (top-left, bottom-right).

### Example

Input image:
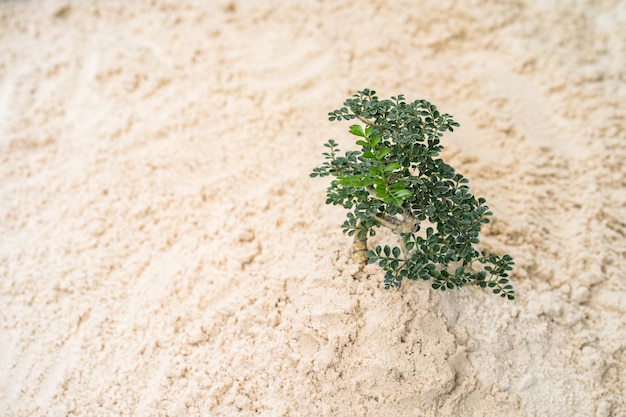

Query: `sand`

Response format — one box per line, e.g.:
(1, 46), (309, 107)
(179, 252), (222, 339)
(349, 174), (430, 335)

(1, 1), (625, 416)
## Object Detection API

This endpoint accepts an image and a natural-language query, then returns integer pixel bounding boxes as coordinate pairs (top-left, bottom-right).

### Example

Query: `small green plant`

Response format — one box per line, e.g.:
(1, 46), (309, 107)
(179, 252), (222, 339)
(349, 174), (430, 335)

(311, 89), (514, 299)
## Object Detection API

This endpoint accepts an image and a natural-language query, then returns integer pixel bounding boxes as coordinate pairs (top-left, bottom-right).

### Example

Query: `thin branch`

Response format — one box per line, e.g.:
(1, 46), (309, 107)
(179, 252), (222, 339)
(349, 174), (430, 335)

(355, 114), (384, 128)
(352, 221), (368, 268)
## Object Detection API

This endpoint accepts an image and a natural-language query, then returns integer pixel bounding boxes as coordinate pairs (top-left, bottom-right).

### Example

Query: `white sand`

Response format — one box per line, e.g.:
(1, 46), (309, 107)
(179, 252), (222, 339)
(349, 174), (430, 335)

(1, 1), (625, 416)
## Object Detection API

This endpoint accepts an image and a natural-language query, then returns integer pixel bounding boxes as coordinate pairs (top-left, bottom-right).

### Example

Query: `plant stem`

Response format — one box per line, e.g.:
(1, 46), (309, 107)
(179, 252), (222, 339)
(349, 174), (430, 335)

(356, 114), (376, 127)
(352, 221), (368, 267)
(373, 213), (417, 235)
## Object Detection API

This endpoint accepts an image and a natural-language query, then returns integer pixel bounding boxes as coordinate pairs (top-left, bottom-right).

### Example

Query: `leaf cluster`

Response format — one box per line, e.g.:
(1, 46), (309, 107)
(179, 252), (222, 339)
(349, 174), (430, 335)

(311, 89), (515, 299)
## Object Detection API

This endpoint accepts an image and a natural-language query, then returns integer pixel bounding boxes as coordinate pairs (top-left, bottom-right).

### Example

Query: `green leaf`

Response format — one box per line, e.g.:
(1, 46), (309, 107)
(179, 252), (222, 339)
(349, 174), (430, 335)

(384, 162), (402, 172)
(379, 147), (392, 158)
(336, 176), (371, 187)
(392, 189), (412, 199)
(349, 124), (365, 137)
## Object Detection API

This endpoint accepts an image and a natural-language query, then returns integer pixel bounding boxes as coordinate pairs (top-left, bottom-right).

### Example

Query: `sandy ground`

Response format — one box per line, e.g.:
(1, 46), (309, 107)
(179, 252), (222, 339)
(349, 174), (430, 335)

(1, 1), (625, 416)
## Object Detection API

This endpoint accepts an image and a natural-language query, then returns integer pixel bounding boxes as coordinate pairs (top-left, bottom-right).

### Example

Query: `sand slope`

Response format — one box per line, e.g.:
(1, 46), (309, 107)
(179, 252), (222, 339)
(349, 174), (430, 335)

(1, 1), (625, 416)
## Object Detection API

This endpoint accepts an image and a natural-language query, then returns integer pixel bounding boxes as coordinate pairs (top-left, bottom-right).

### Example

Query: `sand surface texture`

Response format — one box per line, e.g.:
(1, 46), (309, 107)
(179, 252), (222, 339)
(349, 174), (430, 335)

(1, 1), (625, 416)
